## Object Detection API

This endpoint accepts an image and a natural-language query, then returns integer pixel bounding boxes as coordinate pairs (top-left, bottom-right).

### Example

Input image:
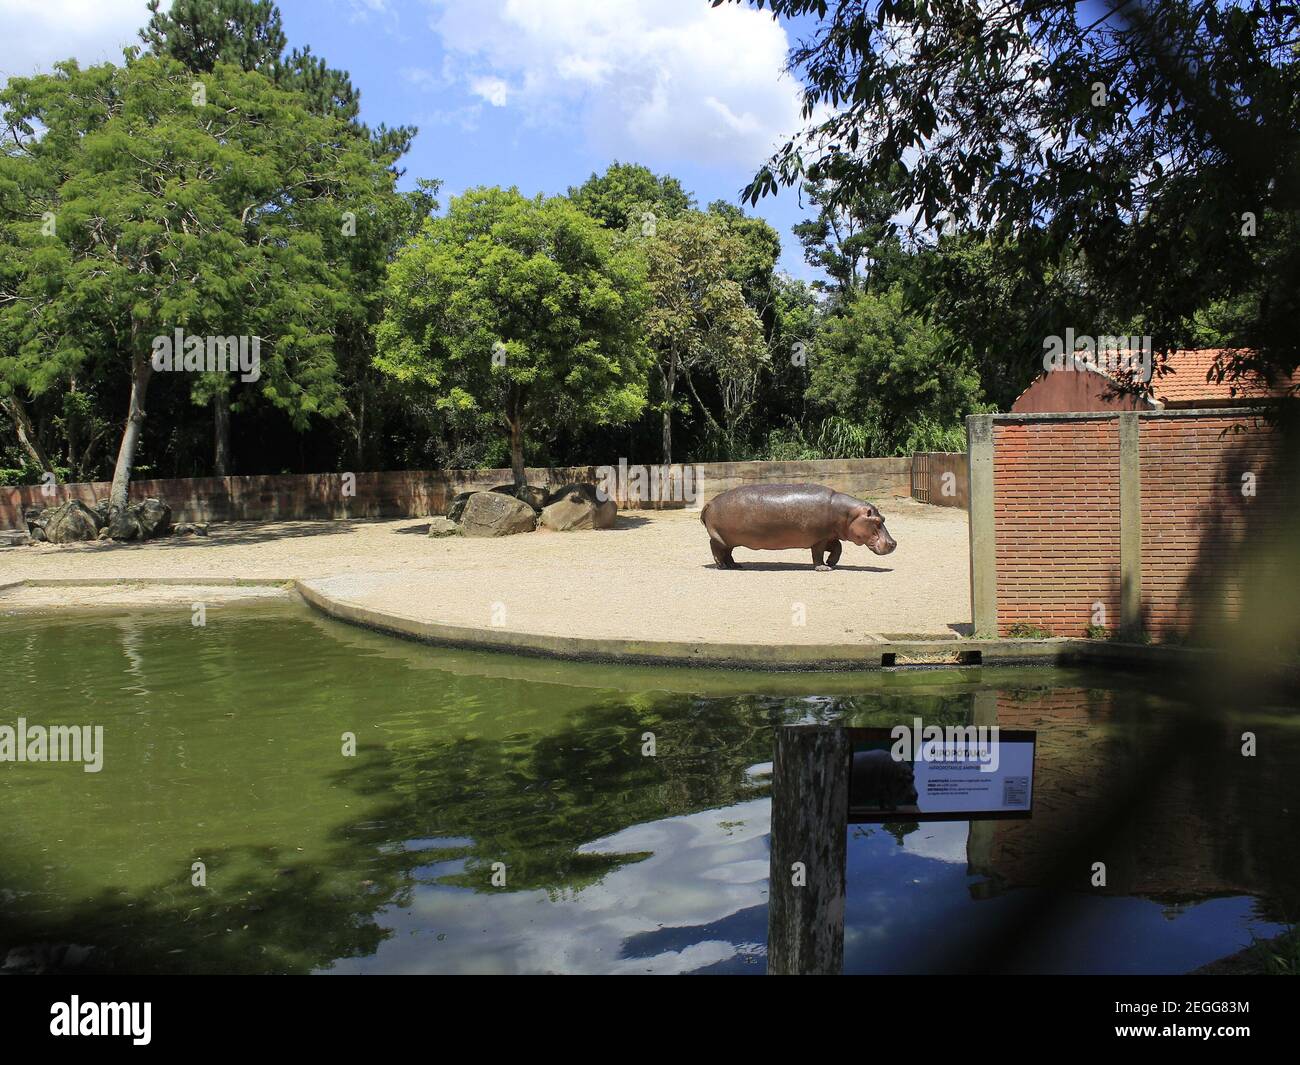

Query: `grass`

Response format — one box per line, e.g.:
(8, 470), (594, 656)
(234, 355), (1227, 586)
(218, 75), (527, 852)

(1007, 622), (1054, 639)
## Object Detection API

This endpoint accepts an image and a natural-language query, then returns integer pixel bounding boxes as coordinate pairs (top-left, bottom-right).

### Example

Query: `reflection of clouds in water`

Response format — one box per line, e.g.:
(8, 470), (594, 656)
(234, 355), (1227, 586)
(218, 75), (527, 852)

(901, 820), (970, 864)
(325, 798), (770, 974)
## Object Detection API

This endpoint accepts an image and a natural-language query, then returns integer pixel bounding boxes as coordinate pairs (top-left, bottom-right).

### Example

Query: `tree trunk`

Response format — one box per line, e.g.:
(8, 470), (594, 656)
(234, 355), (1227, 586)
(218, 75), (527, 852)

(1, 394), (54, 474)
(660, 350), (677, 465)
(213, 389), (231, 477)
(109, 353), (153, 512)
(354, 387), (366, 471)
(508, 416), (526, 489)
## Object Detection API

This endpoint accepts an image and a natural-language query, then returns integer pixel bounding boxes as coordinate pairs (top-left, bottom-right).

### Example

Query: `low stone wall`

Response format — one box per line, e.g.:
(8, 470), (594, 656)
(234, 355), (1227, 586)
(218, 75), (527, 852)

(0, 458), (912, 530)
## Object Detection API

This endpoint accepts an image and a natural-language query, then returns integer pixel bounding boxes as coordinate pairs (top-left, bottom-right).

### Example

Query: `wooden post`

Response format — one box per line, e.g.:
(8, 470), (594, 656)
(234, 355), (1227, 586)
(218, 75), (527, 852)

(767, 725), (850, 975)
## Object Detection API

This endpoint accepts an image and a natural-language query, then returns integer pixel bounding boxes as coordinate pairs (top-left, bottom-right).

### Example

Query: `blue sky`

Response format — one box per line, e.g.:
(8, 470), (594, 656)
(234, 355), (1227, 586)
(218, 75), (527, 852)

(0, 0), (826, 278)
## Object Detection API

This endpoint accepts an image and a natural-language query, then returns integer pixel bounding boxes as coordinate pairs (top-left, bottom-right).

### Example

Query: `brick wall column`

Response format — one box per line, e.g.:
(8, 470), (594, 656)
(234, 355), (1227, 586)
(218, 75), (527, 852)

(1118, 413), (1143, 637)
(967, 414), (997, 637)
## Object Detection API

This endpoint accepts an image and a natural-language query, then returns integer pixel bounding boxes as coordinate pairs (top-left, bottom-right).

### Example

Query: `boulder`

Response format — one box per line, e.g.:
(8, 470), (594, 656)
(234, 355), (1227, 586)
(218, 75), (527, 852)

(105, 497), (172, 541)
(540, 483), (617, 531)
(105, 508), (142, 541)
(426, 516), (461, 538)
(135, 498), (172, 538)
(172, 522), (209, 537)
(458, 491), (538, 537)
(446, 491), (475, 523)
(41, 500), (102, 544)
(490, 483), (547, 512)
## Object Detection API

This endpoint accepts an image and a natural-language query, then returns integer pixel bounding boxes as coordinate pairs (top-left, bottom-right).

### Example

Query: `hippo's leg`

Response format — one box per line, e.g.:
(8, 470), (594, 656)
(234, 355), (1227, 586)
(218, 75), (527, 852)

(812, 538), (841, 571)
(710, 540), (739, 569)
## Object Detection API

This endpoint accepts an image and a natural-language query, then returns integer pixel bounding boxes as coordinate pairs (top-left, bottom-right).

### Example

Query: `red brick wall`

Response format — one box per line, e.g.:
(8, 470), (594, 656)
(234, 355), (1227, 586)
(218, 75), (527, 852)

(1138, 414), (1277, 636)
(992, 420), (1122, 637)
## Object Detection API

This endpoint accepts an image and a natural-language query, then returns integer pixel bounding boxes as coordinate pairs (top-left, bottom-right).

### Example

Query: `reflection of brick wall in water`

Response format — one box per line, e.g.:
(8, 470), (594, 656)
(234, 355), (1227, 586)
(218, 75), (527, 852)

(971, 690), (1266, 902)
(1138, 416), (1280, 637)
(992, 421), (1121, 637)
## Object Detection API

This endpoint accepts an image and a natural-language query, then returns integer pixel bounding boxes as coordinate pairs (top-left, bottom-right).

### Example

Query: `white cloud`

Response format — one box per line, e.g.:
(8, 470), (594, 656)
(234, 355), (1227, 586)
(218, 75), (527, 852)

(468, 75), (509, 107)
(0, 0), (160, 81)
(422, 0), (805, 169)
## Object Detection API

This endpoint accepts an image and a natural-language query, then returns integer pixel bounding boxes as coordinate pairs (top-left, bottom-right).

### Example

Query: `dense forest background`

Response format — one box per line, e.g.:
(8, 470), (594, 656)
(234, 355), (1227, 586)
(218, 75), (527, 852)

(2, 0), (1294, 489)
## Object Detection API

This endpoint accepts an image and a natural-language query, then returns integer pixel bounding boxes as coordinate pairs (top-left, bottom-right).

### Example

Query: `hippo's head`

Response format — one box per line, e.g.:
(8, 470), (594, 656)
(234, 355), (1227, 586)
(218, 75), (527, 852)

(847, 504), (897, 555)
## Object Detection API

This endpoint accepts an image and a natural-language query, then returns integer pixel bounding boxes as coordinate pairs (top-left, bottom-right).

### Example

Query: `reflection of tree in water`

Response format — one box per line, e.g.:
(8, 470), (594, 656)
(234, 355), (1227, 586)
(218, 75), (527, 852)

(0, 642), (982, 972)
(10, 607), (1294, 975)
(347, 690), (989, 895)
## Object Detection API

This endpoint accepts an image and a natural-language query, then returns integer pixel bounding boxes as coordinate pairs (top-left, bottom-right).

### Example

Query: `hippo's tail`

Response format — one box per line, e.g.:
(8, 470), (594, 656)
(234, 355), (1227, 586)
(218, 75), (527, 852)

(699, 501), (710, 526)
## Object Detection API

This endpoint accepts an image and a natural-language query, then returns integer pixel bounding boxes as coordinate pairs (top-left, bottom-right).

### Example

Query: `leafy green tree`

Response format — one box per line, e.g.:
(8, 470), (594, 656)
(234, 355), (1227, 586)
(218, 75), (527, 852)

(791, 159), (907, 300)
(733, 0), (1299, 392)
(705, 200), (782, 336)
(640, 212), (768, 462)
(569, 161), (694, 232)
(911, 233), (1116, 411)
(807, 286), (985, 454)
(374, 187), (651, 487)
(138, 0), (420, 474)
(0, 55), (400, 509)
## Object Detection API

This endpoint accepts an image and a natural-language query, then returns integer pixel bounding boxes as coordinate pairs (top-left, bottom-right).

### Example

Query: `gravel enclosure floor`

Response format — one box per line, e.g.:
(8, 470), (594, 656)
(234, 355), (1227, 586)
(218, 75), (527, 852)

(1, 499), (971, 644)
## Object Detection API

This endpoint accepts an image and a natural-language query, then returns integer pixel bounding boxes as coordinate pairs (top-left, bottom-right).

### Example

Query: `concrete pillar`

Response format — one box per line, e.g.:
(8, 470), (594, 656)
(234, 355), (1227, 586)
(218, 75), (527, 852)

(966, 415), (998, 637)
(1117, 413), (1143, 637)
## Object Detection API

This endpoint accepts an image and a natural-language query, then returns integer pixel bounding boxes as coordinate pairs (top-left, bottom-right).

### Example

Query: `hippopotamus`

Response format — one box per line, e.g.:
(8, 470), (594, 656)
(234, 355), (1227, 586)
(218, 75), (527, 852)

(700, 483), (897, 570)
(850, 749), (919, 811)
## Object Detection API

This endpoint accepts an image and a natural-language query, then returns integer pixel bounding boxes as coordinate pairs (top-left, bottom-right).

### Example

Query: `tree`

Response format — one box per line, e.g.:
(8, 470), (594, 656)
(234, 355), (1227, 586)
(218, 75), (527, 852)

(706, 200), (782, 337)
(731, 0), (1300, 393)
(640, 212), (768, 463)
(0, 55), (400, 510)
(139, 0), (419, 474)
(791, 158), (907, 300)
(374, 187), (651, 488)
(569, 161), (694, 232)
(807, 286), (985, 454)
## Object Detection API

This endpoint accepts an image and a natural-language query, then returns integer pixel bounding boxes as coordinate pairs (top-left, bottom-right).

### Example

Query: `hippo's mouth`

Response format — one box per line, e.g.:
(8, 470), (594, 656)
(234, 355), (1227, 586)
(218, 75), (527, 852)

(868, 537), (897, 555)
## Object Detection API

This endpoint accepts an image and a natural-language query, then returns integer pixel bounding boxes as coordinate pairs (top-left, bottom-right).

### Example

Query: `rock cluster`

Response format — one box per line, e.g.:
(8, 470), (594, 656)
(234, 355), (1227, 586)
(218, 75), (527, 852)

(24, 497), (175, 544)
(431, 481), (616, 538)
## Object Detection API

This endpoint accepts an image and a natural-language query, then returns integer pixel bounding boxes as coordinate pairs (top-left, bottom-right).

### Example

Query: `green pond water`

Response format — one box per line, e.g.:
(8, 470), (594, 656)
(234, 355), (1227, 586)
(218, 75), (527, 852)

(1, 600), (1296, 974)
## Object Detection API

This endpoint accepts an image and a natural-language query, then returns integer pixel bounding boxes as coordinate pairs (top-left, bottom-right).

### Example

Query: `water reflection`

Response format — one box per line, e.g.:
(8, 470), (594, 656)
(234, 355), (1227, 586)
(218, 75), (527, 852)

(0, 602), (1295, 974)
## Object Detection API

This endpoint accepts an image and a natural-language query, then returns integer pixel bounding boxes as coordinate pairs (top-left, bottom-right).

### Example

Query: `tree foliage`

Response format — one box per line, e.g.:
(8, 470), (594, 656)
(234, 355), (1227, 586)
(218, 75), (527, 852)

(374, 187), (652, 485)
(729, 0), (1300, 391)
(0, 54), (402, 503)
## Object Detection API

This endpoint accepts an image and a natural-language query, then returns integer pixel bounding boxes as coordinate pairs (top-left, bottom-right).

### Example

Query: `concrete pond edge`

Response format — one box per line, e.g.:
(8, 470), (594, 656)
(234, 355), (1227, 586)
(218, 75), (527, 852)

(1, 576), (1292, 686)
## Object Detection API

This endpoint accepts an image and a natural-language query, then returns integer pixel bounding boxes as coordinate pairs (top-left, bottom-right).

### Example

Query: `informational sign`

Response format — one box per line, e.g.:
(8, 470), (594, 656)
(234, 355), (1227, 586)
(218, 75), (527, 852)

(846, 726), (1036, 823)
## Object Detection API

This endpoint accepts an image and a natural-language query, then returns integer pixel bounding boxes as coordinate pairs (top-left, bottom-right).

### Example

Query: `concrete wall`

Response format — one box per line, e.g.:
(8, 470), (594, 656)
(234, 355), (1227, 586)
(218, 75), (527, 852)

(1, 457), (912, 530)
(910, 452), (968, 508)
(967, 409), (1285, 640)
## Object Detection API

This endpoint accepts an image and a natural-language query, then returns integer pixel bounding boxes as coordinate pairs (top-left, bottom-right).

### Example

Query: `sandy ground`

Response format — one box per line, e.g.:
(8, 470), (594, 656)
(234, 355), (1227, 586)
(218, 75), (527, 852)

(0, 499), (971, 643)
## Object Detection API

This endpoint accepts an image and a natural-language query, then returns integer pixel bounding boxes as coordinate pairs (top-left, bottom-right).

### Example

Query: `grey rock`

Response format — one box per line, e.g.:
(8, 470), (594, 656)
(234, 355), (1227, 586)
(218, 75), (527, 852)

(490, 483), (547, 512)
(106, 497), (171, 541)
(41, 500), (102, 543)
(458, 491), (538, 537)
(446, 491), (475, 523)
(540, 483), (618, 531)
(426, 516), (462, 538)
